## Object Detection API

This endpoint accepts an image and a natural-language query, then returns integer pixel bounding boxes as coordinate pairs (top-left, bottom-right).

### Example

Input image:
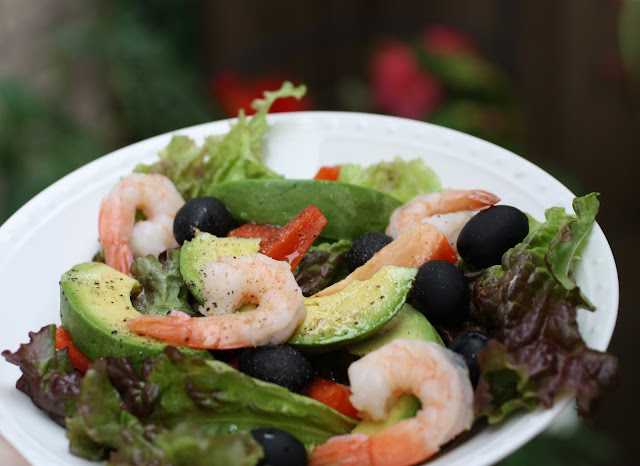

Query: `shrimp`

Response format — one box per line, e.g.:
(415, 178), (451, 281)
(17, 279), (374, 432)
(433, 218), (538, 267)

(385, 189), (500, 249)
(314, 223), (456, 297)
(98, 173), (185, 275)
(310, 339), (474, 466)
(128, 254), (307, 349)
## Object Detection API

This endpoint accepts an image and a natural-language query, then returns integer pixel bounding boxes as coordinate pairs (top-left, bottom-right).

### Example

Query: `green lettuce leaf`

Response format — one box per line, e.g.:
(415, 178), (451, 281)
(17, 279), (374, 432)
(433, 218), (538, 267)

(152, 424), (262, 466)
(134, 82), (306, 200)
(469, 193), (618, 422)
(66, 358), (262, 465)
(130, 250), (196, 316)
(337, 156), (442, 202)
(138, 347), (356, 446)
(69, 347), (354, 460)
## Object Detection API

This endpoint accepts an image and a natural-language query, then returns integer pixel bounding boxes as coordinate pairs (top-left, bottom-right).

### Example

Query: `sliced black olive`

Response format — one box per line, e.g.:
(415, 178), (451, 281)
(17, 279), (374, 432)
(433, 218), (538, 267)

(449, 330), (489, 388)
(410, 260), (470, 326)
(456, 205), (529, 269)
(173, 196), (234, 244)
(251, 428), (307, 466)
(345, 232), (393, 272)
(238, 344), (314, 392)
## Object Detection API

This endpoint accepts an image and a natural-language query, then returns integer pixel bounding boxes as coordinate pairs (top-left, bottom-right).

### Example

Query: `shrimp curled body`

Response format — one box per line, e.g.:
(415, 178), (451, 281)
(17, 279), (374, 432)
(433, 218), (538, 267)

(385, 189), (500, 249)
(98, 173), (185, 275)
(128, 254), (307, 349)
(310, 339), (474, 466)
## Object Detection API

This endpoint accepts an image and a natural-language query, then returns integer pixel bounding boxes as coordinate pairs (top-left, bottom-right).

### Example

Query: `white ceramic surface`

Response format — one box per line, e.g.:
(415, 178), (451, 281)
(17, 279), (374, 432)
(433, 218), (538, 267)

(0, 112), (618, 466)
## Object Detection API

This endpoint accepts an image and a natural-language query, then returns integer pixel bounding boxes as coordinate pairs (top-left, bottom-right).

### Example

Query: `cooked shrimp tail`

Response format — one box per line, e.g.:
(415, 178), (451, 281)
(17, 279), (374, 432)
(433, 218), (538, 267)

(127, 311), (192, 346)
(98, 173), (184, 275)
(129, 254), (307, 349)
(310, 340), (474, 466)
(386, 189), (500, 241)
(105, 243), (134, 279)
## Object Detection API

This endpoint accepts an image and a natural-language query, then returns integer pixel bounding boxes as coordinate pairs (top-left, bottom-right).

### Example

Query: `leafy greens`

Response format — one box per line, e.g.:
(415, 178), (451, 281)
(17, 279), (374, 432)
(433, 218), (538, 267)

(130, 250), (197, 316)
(338, 156), (442, 202)
(134, 82), (306, 200)
(469, 193), (618, 422)
(3, 328), (356, 465)
(1, 325), (82, 426)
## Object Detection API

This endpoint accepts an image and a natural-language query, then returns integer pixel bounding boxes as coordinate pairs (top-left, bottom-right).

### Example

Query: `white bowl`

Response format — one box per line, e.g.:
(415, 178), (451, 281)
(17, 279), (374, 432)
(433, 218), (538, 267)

(0, 112), (618, 466)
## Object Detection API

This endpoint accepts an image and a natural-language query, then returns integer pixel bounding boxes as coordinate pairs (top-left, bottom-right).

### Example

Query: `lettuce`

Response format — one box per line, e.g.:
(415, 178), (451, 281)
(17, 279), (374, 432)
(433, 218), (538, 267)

(66, 357), (263, 465)
(130, 249), (196, 316)
(294, 239), (352, 296)
(134, 82), (306, 200)
(338, 156), (442, 202)
(5, 328), (354, 464)
(469, 193), (619, 422)
(1, 325), (82, 426)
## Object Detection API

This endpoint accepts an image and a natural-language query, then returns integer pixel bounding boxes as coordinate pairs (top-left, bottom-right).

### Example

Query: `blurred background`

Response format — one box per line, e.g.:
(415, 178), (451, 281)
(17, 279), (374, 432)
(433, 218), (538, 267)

(0, 0), (637, 464)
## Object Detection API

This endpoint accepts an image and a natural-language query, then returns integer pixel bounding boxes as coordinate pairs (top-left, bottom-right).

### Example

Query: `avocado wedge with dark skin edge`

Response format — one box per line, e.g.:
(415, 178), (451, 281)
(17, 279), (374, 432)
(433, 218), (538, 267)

(59, 262), (210, 370)
(288, 266), (417, 352)
(347, 303), (444, 356)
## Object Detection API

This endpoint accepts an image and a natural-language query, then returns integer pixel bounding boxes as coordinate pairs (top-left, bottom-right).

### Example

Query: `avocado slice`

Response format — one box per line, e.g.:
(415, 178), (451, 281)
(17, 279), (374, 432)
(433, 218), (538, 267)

(288, 266), (417, 352)
(60, 262), (209, 369)
(208, 179), (402, 240)
(179, 232), (261, 303)
(347, 303), (444, 356)
(351, 395), (421, 435)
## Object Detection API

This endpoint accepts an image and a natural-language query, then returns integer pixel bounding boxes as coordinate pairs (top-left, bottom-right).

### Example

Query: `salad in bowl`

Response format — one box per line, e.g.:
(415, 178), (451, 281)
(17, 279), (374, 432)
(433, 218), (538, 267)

(0, 83), (619, 466)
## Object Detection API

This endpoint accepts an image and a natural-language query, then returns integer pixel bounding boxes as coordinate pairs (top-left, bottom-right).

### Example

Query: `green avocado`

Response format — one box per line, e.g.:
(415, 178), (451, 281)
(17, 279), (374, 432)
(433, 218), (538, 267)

(347, 303), (444, 356)
(351, 395), (421, 435)
(60, 262), (209, 369)
(179, 232), (261, 303)
(288, 266), (417, 352)
(207, 179), (402, 240)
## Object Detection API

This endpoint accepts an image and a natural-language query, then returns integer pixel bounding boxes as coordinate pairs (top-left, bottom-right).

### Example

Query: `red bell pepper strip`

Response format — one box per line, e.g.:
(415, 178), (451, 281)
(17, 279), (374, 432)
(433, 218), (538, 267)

(55, 326), (92, 373)
(313, 165), (341, 181)
(304, 376), (359, 418)
(259, 205), (327, 271)
(227, 222), (281, 240)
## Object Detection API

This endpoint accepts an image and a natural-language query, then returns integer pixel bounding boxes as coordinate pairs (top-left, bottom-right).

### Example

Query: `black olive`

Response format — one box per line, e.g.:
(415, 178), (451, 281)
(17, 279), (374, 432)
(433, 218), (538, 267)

(307, 350), (360, 386)
(345, 232), (393, 272)
(410, 260), (470, 327)
(173, 196), (234, 244)
(456, 205), (529, 269)
(251, 428), (307, 466)
(449, 330), (489, 388)
(238, 345), (314, 392)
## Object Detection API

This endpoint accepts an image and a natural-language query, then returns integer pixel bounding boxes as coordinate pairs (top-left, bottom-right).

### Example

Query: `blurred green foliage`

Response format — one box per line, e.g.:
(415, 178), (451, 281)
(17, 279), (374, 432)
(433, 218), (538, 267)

(0, 0), (221, 223)
(56, 0), (221, 142)
(0, 80), (104, 222)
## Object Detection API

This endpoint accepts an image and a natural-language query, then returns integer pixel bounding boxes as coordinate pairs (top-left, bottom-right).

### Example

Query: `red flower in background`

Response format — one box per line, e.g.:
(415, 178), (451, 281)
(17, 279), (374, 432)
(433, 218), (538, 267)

(210, 71), (312, 117)
(420, 24), (477, 56)
(370, 41), (443, 119)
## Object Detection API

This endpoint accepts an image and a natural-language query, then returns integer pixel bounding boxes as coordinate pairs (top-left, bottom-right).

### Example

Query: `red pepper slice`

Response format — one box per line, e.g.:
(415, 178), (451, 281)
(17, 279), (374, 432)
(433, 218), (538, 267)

(227, 222), (282, 240)
(259, 205), (327, 270)
(55, 326), (92, 373)
(303, 376), (359, 418)
(313, 165), (341, 181)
